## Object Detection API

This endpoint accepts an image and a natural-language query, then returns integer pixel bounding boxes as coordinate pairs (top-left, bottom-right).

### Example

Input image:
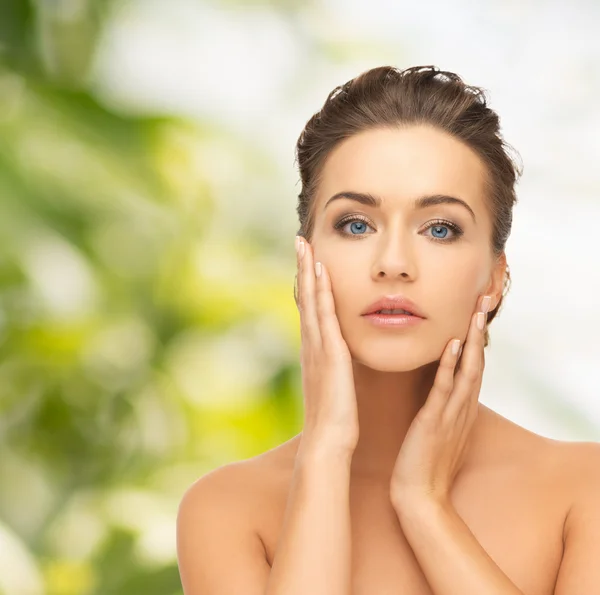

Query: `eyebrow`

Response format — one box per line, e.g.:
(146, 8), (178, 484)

(323, 191), (477, 223)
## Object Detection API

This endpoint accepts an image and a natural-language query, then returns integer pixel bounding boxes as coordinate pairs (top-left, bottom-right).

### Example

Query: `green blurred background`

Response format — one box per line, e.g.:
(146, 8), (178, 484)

(1, 0), (598, 593)
(0, 1), (303, 593)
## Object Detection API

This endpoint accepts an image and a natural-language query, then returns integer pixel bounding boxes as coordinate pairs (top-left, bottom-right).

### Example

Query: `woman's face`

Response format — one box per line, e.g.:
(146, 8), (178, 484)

(310, 125), (506, 370)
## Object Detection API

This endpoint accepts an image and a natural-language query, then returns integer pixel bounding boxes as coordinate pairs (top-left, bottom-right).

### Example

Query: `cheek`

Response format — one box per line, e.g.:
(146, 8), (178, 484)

(441, 257), (480, 285)
(318, 248), (355, 288)
(326, 265), (354, 311)
(321, 260), (368, 326)
(441, 257), (487, 298)
(434, 261), (484, 327)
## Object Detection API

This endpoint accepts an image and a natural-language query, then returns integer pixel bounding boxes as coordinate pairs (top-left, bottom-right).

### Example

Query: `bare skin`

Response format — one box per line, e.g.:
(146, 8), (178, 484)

(226, 126), (572, 594)
(236, 407), (574, 595)
(306, 125), (507, 478)
(178, 125), (587, 594)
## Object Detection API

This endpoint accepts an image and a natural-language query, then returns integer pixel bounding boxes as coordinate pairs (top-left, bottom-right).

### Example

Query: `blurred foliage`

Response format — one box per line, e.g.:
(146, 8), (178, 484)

(0, 0), (302, 593)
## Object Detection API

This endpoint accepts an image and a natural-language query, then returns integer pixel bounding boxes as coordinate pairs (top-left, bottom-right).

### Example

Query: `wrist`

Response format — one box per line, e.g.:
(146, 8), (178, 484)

(297, 432), (356, 466)
(392, 490), (450, 519)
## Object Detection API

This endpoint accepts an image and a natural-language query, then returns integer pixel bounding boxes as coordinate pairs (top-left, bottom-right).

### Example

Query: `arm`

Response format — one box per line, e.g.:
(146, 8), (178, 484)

(393, 441), (600, 595)
(393, 496), (525, 595)
(387, 300), (525, 594)
(176, 437), (355, 595)
(265, 437), (354, 595)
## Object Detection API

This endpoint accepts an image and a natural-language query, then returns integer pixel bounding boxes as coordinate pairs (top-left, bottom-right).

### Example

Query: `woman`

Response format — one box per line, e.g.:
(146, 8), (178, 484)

(176, 65), (600, 595)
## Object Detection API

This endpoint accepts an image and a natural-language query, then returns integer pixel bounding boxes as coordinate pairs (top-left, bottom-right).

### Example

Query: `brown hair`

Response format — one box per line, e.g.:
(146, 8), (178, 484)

(293, 65), (521, 348)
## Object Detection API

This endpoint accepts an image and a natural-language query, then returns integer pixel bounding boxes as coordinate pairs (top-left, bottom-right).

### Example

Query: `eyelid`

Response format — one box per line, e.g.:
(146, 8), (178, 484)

(334, 212), (463, 229)
(334, 207), (465, 222)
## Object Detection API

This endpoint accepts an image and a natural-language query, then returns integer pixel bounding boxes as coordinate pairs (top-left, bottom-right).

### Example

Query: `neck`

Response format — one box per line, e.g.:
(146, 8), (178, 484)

(348, 358), (485, 482)
(348, 358), (435, 479)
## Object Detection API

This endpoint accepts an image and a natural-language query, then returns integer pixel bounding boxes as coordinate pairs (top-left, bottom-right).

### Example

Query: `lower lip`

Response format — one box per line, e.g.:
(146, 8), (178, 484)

(362, 313), (424, 327)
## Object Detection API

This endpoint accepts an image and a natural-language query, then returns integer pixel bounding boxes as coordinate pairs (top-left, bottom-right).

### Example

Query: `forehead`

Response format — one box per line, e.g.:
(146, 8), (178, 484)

(314, 125), (488, 213)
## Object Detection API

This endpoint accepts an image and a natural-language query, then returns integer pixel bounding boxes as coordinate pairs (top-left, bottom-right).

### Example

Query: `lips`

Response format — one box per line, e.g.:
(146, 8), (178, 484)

(361, 295), (426, 318)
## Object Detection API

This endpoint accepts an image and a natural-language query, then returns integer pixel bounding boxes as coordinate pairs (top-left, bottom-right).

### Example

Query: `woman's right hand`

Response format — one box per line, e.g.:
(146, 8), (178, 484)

(294, 235), (359, 455)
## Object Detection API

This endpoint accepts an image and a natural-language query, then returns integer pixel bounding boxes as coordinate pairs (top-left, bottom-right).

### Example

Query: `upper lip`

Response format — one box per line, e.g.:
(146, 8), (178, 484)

(361, 295), (426, 318)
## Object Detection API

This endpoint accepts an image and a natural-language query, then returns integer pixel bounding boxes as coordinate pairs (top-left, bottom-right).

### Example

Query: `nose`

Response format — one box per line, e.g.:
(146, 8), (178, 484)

(371, 237), (416, 280)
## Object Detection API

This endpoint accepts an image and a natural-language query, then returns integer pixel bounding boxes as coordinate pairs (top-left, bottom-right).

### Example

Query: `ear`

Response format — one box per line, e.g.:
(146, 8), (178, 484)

(485, 252), (507, 311)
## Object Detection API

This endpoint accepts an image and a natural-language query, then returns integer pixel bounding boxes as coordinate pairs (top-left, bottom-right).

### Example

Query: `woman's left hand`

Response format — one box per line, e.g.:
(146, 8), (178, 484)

(389, 295), (492, 509)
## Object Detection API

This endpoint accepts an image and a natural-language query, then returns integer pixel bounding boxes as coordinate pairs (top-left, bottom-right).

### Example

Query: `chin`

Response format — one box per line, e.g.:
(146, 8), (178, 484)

(350, 347), (432, 373)
(362, 361), (422, 373)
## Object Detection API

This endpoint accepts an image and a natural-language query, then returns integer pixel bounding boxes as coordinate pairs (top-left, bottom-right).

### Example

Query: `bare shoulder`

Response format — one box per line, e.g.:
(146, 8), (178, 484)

(485, 413), (600, 592)
(475, 405), (596, 507)
(474, 404), (564, 468)
(176, 459), (259, 555)
(547, 438), (600, 593)
(544, 437), (600, 467)
(176, 459), (273, 594)
(177, 434), (300, 540)
(510, 419), (600, 536)
(535, 434), (600, 495)
(550, 438), (600, 504)
(178, 457), (264, 522)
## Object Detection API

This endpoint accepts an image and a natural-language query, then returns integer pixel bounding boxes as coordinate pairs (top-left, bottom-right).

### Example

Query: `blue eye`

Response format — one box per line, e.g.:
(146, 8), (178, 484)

(333, 215), (464, 244)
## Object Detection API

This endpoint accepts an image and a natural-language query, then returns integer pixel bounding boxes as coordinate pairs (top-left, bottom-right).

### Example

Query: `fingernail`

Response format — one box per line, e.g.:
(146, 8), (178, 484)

(481, 295), (491, 314)
(452, 339), (460, 355)
(299, 241), (305, 259)
(315, 262), (322, 277)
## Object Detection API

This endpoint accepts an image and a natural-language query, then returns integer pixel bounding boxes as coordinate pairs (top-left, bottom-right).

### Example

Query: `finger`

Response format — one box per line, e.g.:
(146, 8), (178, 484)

(445, 310), (485, 420)
(422, 337), (461, 420)
(296, 236), (322, 349)
(465, 356), (484, 423)
(315, 261), (348, 359)
(464, 326), (485, 423)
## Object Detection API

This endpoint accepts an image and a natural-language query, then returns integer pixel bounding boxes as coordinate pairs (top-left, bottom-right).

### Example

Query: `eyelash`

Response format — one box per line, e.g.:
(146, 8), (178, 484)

(333, 214), (464, 243)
